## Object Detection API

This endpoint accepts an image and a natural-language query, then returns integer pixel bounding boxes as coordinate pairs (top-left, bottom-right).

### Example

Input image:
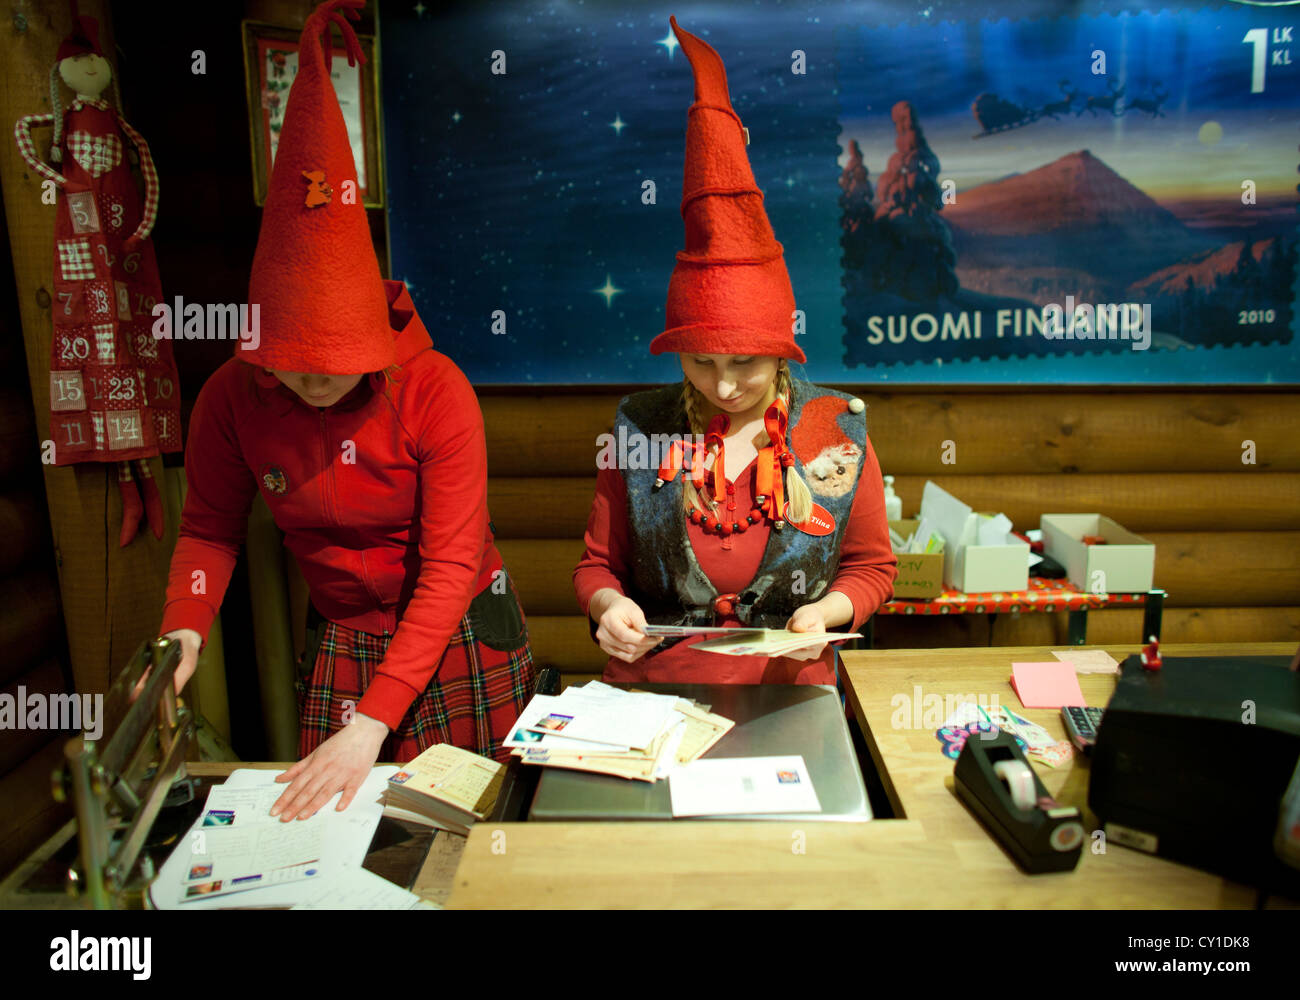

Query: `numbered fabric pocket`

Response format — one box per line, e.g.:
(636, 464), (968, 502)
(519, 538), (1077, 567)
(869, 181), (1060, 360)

(66, 131), (122, 178)
(65, 191), (101, 234)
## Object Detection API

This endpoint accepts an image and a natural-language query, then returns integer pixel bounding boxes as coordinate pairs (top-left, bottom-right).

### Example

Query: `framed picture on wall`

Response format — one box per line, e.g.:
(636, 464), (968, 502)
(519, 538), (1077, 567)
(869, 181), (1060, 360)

(240, 20), (385, 207)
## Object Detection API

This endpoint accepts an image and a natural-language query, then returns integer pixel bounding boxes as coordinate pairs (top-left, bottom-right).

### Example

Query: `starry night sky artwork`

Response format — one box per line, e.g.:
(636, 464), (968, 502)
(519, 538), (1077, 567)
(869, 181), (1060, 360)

(380, 0), (1298, 385)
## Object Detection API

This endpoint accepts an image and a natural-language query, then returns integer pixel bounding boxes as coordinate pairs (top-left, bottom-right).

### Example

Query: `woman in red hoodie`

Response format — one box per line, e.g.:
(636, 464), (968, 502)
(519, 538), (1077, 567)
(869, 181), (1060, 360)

(157, 2), (533, 821)
(573, 19), (897, 686)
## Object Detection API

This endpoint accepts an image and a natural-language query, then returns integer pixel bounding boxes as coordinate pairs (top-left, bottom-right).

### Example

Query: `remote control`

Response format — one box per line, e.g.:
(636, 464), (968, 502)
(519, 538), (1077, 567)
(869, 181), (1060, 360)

(1061, 706), (1105, 754)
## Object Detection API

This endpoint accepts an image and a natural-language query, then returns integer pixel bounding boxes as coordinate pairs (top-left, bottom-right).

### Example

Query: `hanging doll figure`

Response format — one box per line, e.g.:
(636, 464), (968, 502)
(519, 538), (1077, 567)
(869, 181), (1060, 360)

(13, 11), (181, 546)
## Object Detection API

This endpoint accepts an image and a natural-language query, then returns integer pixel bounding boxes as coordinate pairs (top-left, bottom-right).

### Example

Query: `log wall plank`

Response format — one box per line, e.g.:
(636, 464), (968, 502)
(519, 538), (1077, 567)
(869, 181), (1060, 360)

(482, 392), (1300, 476)
(485, 472), (1300, 538)
(497, 532), (1300, 615)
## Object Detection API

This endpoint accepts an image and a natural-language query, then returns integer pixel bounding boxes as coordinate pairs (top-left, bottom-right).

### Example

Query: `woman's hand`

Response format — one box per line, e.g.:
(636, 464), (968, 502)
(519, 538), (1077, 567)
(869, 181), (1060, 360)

(131, 628), (202, 702)
(591, 590), (663, 663)
(786, 604), (828, 634)
(787, 590), (855, 635)
(270, 712), (388, 821)
(164, 629), (202, 694)
(784, 603), (829, 661)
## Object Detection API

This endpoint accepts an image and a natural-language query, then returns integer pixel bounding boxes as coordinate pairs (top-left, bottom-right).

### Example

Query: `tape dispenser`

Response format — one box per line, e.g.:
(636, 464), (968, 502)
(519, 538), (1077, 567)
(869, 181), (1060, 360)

(953, 731), (1084, 873)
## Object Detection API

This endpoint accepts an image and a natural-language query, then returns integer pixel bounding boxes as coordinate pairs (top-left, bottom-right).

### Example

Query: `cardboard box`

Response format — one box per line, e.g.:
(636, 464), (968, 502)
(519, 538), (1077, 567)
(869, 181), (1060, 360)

(947, 518), (1030, 593)
(888, 520), (945, 599)
(1040, 514), (1155, 593)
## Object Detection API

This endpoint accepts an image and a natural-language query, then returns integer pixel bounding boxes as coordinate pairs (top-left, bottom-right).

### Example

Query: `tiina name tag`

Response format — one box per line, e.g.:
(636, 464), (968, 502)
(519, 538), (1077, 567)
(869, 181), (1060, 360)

(784, 502), (836, 536)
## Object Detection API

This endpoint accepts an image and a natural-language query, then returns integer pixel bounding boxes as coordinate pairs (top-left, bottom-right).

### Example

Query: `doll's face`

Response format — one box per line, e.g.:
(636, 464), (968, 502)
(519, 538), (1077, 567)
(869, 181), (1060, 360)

(269, 370), (364, 408)
(59, 54), (112, 98)
(680, 353), (780, 421)
(805, 446), (861, 497)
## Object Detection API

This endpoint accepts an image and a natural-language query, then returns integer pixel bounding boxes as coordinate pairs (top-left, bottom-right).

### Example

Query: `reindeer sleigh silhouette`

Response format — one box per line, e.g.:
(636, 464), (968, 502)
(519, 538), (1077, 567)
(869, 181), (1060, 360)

(1077, 80), (1168, 117)
(972, 79), (1076, 137)
(1077, 79), (1125, 116)
(972, 79), (1168, 137)
(1121, 81), (1169, 118)
(971, 92), (1039, 137)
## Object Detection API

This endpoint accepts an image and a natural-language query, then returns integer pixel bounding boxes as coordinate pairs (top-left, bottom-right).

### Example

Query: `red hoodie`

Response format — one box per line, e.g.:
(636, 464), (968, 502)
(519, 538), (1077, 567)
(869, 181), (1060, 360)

(160, 281), (502, 729)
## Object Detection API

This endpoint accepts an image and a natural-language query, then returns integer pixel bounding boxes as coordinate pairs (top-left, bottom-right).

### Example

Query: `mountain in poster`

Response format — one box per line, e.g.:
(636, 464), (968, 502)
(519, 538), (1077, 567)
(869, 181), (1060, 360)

(942, 150), (1218, 297)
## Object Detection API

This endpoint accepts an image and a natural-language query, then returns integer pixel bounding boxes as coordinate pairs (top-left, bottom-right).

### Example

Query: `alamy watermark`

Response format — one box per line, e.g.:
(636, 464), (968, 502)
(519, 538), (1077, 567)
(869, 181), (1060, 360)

(890, 685), (1002, 731)
(595, 427), (708, 471)
(0, 688), (103, 740)
(152, 296), (260, 351)
(1042, 295), (1151, 351)
(50, 932), (150, 979)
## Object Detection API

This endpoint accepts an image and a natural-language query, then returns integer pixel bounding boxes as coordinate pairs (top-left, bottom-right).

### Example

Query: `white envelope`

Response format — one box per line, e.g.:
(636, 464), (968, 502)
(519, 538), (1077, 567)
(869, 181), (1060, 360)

(669, 755), (822, 817)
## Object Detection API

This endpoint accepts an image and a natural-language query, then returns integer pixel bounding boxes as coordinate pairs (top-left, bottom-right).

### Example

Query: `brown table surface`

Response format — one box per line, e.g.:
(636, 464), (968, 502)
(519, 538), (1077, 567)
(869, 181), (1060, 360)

(443, 642), (1298, 909)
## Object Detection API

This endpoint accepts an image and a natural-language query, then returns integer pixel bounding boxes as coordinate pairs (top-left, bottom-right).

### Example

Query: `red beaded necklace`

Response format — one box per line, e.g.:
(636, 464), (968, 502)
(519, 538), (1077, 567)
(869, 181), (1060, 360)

(687, 495), (770, 536)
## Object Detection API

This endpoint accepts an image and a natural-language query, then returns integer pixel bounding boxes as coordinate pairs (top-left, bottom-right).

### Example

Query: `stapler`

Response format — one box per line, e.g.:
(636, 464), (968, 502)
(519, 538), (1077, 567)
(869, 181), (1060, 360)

(953, 731), (1084, 873)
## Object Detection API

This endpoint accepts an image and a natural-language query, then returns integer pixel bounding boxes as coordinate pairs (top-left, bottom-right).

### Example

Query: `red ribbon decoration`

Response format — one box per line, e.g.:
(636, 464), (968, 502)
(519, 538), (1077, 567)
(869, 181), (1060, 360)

(755, 396), (791, 524)
(702, 414), (728, 503)
(656, 438), (707, 490)
(655, 414), (729, 504)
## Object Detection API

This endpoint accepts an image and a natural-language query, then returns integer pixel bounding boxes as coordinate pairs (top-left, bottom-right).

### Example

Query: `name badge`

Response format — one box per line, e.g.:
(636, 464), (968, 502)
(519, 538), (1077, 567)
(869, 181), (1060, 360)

(784, 502), (836, 536)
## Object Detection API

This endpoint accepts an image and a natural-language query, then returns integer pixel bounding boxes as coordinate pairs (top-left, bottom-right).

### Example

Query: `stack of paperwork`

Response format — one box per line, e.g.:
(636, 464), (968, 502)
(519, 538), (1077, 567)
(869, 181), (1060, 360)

(151, 766), (437, 910)
(504, 680), (734, 782)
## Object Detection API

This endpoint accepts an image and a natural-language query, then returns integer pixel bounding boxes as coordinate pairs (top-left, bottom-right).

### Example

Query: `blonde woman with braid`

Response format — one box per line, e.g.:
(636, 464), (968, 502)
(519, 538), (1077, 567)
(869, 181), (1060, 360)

(572, 19), (897, 685)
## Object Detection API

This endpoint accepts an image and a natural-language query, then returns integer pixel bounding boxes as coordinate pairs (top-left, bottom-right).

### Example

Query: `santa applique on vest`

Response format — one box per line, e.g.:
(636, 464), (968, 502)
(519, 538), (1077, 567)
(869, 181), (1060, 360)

(792, 395), (864, 499)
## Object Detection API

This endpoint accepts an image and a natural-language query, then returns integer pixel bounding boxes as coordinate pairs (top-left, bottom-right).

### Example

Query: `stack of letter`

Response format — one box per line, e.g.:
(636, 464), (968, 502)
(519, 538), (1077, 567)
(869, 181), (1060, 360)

(503, 680), (734, 782)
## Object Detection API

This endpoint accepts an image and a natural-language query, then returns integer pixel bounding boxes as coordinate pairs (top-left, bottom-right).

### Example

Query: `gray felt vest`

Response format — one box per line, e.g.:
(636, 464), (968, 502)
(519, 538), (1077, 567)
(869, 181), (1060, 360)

(616, 378), (866, 631)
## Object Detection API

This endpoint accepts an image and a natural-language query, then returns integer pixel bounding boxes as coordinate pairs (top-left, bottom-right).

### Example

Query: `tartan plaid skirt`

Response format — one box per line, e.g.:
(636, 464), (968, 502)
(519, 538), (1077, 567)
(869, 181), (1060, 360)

(296, 610), (535, 766)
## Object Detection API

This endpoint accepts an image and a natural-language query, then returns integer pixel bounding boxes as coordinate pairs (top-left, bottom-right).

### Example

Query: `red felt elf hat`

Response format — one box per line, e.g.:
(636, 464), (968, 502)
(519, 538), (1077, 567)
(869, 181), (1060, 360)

(242, 0), (395, 375)
(650, 17), (805, 364)
(56, 14), (103, 60)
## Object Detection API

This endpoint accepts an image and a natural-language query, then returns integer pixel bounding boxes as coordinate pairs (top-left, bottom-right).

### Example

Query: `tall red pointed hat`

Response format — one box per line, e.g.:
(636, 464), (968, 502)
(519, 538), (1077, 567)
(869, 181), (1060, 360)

(56, 14), (104, 60)
(243, 0), (395, 375)
(650, 16), (804, 363)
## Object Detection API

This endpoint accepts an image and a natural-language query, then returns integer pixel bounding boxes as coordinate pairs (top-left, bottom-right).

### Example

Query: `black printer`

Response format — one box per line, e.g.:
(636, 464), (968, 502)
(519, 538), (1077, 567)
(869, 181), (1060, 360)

(1089, 652), (1300, 896)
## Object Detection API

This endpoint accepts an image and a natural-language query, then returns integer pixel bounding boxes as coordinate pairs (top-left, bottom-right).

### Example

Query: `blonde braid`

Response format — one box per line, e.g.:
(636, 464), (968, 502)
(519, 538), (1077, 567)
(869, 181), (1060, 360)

(49, 65), (65, 163)
(777, 360), (813, 525)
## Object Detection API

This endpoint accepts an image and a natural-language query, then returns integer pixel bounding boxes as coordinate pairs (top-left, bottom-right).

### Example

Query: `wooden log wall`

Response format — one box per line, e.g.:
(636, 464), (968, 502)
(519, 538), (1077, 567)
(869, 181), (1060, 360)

(0, 228), (73, 880)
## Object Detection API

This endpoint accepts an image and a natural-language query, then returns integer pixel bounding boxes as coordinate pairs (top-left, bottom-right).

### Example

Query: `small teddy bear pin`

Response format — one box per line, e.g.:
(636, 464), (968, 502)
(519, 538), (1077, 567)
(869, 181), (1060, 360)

(302, 170), (332, 207)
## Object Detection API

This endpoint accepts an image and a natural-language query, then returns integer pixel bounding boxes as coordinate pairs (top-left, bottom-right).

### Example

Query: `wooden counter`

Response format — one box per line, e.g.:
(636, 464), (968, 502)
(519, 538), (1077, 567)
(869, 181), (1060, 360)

(443, 643), (1296, 908)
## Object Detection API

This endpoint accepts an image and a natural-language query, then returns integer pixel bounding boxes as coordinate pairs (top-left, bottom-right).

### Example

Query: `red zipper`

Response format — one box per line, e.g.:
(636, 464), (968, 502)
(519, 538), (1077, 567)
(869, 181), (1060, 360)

(358, 549), (383, 607)
(319, 409), (336, 526)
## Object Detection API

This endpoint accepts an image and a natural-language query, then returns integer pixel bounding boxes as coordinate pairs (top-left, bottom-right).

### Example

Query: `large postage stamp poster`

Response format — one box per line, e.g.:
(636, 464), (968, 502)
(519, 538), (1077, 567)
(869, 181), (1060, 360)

(381, 0), (1297, 384)
(837, 6), (1298, 374)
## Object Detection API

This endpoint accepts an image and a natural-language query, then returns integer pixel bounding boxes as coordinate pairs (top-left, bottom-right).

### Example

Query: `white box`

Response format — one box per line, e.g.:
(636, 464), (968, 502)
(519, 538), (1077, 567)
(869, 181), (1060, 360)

(921, 481), (1030, 593)
(1040, 514), (1155, 594)
(947, 527), (1030, 593)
